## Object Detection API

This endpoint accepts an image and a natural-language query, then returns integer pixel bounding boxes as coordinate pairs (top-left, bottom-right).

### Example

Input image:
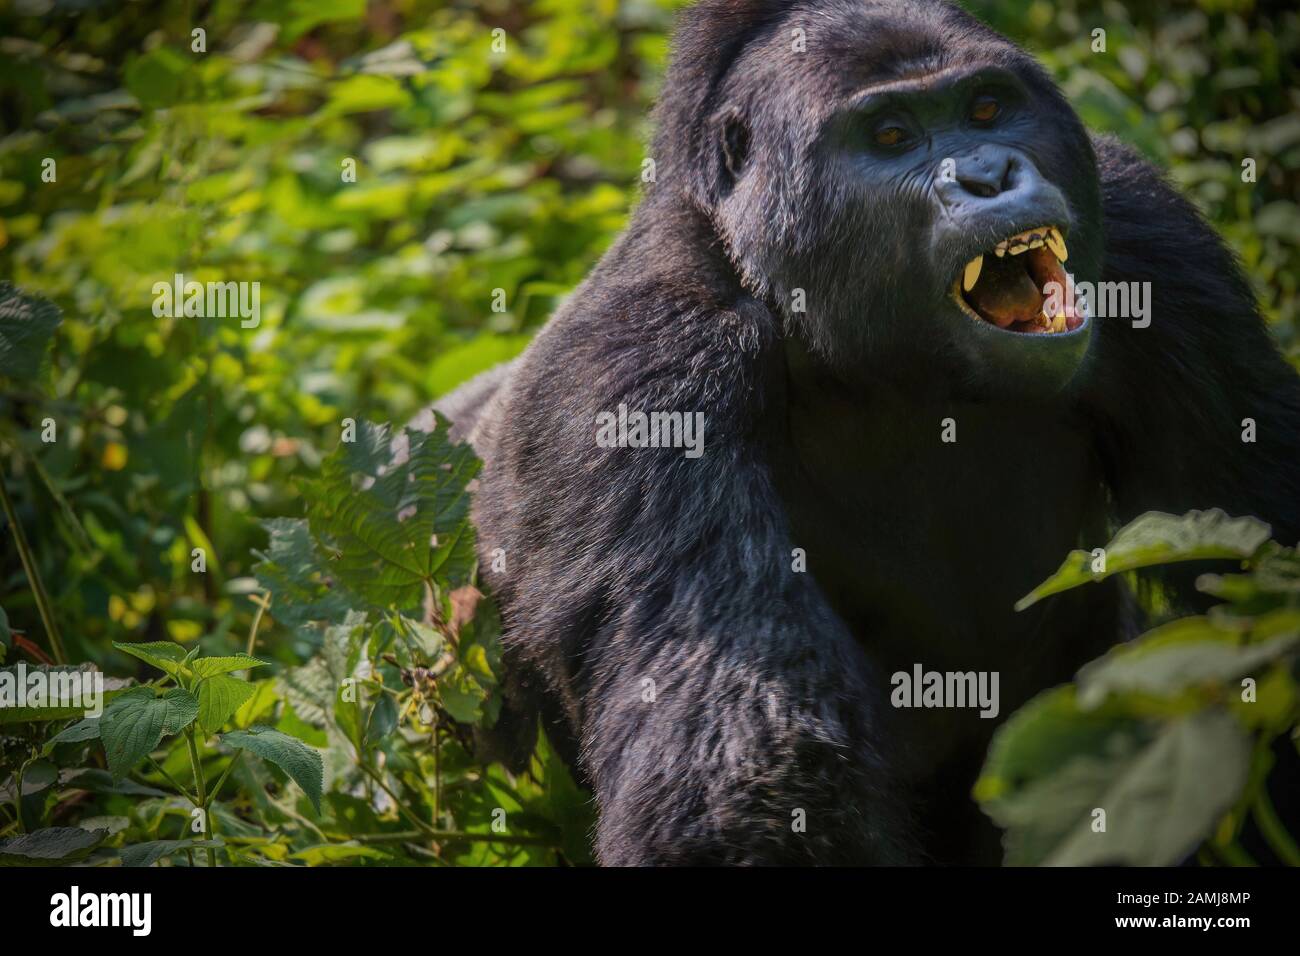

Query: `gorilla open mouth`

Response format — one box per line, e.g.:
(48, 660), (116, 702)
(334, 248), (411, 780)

(951, 226), (1085, 335)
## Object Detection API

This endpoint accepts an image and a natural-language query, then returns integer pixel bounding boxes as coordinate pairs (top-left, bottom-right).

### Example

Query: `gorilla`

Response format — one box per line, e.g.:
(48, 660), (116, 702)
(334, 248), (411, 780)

(424, 0), (1300, 864)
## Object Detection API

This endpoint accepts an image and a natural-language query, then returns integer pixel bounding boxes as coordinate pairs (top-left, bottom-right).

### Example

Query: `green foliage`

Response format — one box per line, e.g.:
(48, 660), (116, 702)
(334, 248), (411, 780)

(0, 0), (1295, 865)
(1016, 509), (1273, 609)
(979, 510), (1300, 866)
(0, 283), (62, 382)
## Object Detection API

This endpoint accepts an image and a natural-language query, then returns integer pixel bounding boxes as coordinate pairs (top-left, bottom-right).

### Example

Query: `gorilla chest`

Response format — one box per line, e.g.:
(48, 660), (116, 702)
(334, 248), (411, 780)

(775, 396), (1105, 673)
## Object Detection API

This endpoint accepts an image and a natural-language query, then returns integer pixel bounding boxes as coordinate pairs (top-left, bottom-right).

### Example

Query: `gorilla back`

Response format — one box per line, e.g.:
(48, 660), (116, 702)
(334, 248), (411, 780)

(431, 0), (1300, 864)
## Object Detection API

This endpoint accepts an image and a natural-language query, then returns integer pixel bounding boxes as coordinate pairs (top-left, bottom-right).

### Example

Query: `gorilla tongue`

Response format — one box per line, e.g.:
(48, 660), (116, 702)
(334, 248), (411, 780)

(962, 238), (1083, 333)
(965, 252), (1047, 329)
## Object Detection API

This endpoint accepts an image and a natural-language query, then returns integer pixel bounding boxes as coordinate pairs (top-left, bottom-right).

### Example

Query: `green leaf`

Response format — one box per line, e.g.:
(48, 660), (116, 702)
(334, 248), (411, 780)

(289, 843), (389, 865)
(112, 640), (190, 679)
(366, 692), (398, 743)
(99, 688), (170, 779)
(438, 665), (488, 724)
(427, 334), (531, 396)
(222, 725), (324, 813)
(197, 675), (256, 733)
(975, 686), (1140, 807)
(978, 688), (1253, 865)
(253, 0), (367, 42)
(1042, 712), (1251, 866)
(252, 518), (351, 629)
(304, 417), (480, 613)
(0, 826), (107, 866)
(120, 838), (225, 868)
(1017, 509), (1272, 610)
(325, 75), (412, 116)
(1077, 621), (1300, 708)
(43, 717), (102, 753)
(62, 768), (167, 798)
(191, 654), (268, 679)
(159, 688), (199, 734)
(0, 282), (62, 382)
(124, 47), (189, 109)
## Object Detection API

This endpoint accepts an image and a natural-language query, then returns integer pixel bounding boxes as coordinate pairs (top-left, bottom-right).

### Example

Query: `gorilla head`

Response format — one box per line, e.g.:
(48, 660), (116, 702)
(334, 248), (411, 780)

(653, 0), (1105, 395)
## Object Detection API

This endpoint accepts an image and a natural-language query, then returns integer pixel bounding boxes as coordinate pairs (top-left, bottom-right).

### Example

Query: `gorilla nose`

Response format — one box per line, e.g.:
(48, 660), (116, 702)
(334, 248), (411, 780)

(951, 146), (1019, 199)
(938, 146), (1067, 223)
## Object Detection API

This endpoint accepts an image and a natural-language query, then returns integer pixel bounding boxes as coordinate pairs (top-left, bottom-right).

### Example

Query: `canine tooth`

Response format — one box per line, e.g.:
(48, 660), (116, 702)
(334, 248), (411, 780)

(1047, 230), (1067, 261)
(995, 244), (1007, 258)
(963, 255), (983, 291)
(1009, 243), (1029, 256)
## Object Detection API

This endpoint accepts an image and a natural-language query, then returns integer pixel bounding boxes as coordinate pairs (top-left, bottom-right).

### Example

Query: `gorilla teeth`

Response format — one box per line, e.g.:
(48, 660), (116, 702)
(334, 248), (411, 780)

(993, 227), (1068, 262)
(963, 256), (984, 292)
(1046, 229), (1068, 262)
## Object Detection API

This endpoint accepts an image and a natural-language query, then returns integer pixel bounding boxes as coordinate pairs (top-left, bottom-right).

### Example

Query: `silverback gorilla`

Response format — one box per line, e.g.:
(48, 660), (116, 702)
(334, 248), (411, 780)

(421, 0), (1300, 864)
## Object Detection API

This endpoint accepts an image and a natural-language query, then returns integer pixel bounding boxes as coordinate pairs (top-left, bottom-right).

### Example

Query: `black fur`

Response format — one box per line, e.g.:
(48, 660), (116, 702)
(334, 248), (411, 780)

(428, 0), (1300, 864)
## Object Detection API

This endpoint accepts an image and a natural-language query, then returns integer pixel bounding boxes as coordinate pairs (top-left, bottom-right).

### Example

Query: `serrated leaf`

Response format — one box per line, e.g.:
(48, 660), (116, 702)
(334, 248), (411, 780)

(120, 838), (225, 868)
(197, 675), (256, 733)
(0, 282), (62, 382)
(304, 417), (480, 614)
(0, 826), (107, 866)
(113, 640), (190, 679)
(223, 725), (323, 813)
(1017, 509), (1272, 610)
(191, 654), (268, 679)
(252, 517), (351, 629)
(159, 688), (199, 734)
(99, 688), (169, 780)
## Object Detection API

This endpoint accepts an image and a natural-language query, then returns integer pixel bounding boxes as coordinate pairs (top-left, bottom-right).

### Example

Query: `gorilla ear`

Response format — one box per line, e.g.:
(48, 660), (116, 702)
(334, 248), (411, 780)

(718, 107), (750, 187)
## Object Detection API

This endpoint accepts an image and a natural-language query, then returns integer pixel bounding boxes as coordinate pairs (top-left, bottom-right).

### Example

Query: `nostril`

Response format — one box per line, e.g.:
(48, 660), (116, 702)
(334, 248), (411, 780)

(959, 177), (1000, 199)
(1000, 157), (1018, 193)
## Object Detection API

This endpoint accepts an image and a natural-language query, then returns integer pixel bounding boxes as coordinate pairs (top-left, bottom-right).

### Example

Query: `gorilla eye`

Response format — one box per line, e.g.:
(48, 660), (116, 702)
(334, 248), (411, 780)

(970, 96), (1001, 123)
(873, 125), (909, 147)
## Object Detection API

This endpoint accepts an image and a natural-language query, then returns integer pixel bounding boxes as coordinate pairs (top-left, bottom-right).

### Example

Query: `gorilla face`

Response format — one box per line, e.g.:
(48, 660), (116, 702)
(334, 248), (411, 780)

(706, 0), (1105, 396)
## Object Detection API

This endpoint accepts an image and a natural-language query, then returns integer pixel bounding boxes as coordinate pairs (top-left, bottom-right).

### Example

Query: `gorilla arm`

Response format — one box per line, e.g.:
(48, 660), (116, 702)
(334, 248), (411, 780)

(1083, 135), (1300, 548)
(479, 288), (917, 865)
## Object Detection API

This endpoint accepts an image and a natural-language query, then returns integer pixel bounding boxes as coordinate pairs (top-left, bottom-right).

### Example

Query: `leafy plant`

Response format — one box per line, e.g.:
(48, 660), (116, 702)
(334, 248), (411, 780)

(979, 509), (1300, 865)
(1, 410), (592, 866)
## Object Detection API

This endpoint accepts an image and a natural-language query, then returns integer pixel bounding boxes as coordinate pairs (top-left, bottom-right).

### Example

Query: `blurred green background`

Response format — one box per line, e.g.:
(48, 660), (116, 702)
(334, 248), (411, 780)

(0, 0), (1296, 676)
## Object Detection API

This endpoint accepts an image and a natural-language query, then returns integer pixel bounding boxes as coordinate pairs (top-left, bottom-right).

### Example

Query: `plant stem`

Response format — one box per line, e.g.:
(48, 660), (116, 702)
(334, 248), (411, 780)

(1253, 789), (1300, 865)
(433, 719), (441, 829)
(244, 592), (269, 664)
(13, 760), (26, 834)
(0, 456), (67, 664)
(1214, 839), (1257, 867)
(351, 829), (556, 847)
(141, 758), (197, 804)
(357, 760), (437, 838)
(206, 751), (243, 806)
(184, 728), (216, 867)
